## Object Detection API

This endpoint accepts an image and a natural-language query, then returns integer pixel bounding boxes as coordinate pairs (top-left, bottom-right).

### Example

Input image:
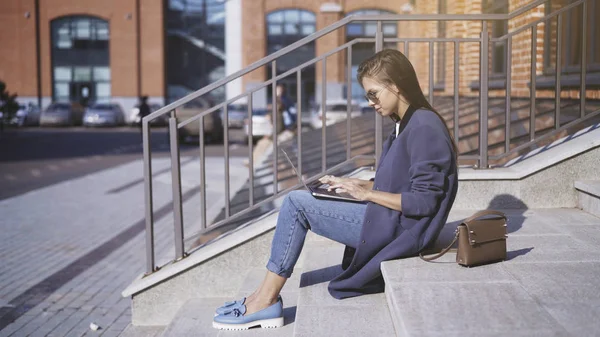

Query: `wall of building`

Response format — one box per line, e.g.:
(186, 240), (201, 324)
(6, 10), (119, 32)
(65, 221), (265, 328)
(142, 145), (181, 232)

(0, 0), (164, 112)
(0, 0), (39, 98)
(237, 0), (599, 106)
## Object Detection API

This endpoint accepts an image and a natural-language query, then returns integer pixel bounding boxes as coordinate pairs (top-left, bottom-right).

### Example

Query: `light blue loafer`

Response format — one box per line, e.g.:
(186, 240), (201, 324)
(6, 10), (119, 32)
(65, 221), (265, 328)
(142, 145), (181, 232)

(212, 298), (284, 330)
(214, 297), (246, 317)
(214, 295), (283, 317)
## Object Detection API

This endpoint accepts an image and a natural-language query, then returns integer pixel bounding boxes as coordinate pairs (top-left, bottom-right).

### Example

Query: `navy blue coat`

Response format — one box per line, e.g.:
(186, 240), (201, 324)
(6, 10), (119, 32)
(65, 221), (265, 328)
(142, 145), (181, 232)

(328, 106), (459, 299)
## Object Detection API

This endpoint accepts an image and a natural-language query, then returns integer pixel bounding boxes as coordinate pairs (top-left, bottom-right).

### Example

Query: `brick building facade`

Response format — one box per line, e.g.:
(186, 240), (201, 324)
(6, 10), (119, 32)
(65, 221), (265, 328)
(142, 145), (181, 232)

(1, 0), (597, 113)
(231, 0), (599, 108)
(0, 0), (164, 113)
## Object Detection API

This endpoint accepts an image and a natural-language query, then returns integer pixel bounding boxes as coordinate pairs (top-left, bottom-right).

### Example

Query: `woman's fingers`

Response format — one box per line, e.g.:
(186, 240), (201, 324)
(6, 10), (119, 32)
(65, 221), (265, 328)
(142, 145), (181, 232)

(319, 175), (337, 184)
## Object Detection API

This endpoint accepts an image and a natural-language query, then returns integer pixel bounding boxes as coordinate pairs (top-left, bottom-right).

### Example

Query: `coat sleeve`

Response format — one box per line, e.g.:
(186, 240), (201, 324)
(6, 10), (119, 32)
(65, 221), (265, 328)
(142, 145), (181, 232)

(401, 125), (453, 217)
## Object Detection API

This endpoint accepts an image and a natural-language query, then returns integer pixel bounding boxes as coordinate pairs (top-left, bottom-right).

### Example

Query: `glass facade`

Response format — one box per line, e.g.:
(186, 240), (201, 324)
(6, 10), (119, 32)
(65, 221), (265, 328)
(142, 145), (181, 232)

(51, 16), (110, 106)
(166, 0), (226, 103)
(345, 9), (397, 101)
(266, 9), (316, 110)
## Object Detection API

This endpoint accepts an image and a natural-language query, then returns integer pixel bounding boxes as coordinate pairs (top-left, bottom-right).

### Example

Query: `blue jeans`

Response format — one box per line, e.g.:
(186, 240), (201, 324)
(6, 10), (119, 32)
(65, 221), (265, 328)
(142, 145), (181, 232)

(266, 190), (367, 278)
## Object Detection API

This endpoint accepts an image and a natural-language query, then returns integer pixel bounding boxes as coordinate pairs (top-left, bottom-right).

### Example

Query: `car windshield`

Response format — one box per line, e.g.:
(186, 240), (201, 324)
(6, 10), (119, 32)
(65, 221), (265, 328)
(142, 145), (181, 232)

(228, 104), (248, 112)
(92, 104), (117, 110)
(252, 109), (269, 116)
(328, 104), (349, 112)
(49, 103), (70, 110)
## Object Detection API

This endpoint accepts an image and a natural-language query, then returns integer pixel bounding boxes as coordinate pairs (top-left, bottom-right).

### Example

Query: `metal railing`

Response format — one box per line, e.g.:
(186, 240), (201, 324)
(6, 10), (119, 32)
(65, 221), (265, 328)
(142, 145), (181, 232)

(141, 0), (595, 274)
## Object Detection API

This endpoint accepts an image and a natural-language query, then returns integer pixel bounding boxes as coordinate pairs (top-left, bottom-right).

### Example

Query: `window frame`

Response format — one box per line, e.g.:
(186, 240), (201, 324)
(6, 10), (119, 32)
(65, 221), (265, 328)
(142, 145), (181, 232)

(50, 16), (111, 103)
(543, 0), (600, 75)
(345, 9), (398, 101)
(484, 0), (509, 78)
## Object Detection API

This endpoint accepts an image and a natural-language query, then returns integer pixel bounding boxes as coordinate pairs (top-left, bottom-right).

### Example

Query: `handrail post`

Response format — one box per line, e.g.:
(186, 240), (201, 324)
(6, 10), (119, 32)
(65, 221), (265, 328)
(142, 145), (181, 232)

(530, 26), (537, 141)
(346, 46), (352, 161)
(479, 21), (489, 169)
(272, 62), (279, 193)
(247, 94), (255, 207)
(454, 42), (459, 149)
(169, 110), (185, 260)
(296, 72), (303, 179)
(142, 118), (155, 274)
(580, 0), (587, 118)
(429, 41), (434, 105)
(223, 104), (231, 217)
(199, 114), (207, 229)
(505, 36), (512, 154)
(375, 21), (384, 167)
(321, 58), (327, 172)
(555, 13), (562, 129)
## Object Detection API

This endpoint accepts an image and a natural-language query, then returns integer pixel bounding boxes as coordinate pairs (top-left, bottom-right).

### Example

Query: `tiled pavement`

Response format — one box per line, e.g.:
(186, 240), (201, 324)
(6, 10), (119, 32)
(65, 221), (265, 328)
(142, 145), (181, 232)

(0, 156), (248, 336)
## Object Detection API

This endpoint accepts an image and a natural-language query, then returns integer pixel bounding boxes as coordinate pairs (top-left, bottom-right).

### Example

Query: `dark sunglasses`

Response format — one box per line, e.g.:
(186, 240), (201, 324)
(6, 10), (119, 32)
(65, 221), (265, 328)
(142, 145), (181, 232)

(365, 90), (382, 104)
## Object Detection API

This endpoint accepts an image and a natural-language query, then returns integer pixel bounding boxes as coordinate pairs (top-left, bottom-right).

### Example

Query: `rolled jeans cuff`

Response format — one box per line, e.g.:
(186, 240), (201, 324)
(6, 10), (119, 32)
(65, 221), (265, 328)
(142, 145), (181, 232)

(266, 259), (293, 278)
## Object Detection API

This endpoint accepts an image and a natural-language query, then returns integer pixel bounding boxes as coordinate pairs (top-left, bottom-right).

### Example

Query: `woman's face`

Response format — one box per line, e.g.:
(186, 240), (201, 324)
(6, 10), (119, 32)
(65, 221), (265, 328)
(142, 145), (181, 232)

(361, 76), (409, 118)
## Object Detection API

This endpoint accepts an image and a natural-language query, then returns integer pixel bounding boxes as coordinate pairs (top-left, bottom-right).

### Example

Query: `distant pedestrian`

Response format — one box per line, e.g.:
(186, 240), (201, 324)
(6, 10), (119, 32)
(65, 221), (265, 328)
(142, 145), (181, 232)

(137, 96), (150, 136)
(244, 84), (294, 167)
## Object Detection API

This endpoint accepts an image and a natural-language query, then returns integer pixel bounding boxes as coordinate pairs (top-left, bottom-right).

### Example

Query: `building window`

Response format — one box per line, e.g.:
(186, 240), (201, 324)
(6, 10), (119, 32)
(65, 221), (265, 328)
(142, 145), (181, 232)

(166, 0), (226, 103)
(544, 0), (600, 74)
(484, 0), (509, 77)
(51, 16), (110, 105)
(345, 9), (397, 39)
(345, 9), (397, 101)
(266, 9), (316, 109)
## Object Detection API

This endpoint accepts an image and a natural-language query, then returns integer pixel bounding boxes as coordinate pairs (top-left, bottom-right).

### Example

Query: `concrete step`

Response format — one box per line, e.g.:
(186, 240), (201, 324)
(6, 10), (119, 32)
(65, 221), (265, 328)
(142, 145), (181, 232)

(119, 324), (165, 337)
(214, 267), (303, 337)
(160, 297), (229, 336)
(575, 180), (600, 218)
(293, 239), (396, 337)
(155, 265), (303, 336)
(381, 208), (600, 337)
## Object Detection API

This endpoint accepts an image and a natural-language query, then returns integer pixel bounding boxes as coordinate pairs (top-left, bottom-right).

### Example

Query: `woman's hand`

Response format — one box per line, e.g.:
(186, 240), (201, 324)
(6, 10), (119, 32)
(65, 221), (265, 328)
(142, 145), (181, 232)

(318, 175), (372, 188)
(318, 176), (371, 201)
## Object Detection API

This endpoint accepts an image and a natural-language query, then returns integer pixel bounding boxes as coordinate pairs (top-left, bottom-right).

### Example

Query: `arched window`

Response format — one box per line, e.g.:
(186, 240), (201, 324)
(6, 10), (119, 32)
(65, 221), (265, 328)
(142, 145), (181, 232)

(266, 9), (316, 109)
(51, 16), (110, 105)
(345, 9), (397, 101)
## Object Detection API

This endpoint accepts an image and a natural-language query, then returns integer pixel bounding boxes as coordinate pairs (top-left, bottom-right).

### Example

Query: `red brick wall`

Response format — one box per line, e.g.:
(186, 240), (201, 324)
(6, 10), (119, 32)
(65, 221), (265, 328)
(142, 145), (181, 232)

(0, 0), (163, 100)
(140, 0), (164, 97)
(0, 0), (38, 96)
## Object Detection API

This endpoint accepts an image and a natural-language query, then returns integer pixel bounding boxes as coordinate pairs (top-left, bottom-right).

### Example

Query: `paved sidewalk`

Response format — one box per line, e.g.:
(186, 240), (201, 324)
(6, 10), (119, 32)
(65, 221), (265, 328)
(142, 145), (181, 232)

(0, 156), (248, 336)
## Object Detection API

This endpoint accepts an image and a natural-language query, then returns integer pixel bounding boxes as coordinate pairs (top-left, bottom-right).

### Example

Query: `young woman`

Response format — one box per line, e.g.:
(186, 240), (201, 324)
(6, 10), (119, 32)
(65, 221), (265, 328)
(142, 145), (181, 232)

(213, 49), (459, 330)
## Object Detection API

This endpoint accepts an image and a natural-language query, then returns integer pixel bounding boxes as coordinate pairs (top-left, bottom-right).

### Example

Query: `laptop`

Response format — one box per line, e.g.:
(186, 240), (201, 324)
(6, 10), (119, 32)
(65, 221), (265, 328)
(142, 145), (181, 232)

(281, 149), (365, 203)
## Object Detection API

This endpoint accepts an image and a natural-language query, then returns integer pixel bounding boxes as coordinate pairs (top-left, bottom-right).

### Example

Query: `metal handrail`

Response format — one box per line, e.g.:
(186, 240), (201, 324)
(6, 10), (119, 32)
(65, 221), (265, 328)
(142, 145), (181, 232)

(492, 0), (583, 42)
(142, 2), (546, 124)
(490, 109), (600, 161)
(142, 0), (592, 274)
(176, 38), (372, 129)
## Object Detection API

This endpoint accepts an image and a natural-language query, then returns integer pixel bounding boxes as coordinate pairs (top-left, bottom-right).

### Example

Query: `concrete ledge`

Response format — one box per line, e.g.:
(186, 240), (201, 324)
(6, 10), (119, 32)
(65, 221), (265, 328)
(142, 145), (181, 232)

(453, 145), (600, 209)
(575, 180), (600, 198)
(576, 181), (600, 218)
(460, 123), (600, 181)
(122, 210), (278, 298)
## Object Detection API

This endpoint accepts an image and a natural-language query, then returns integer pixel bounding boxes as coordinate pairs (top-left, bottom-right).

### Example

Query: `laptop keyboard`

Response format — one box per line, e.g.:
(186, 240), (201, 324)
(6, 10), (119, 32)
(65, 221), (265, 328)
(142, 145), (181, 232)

(313, 185), (354, 198)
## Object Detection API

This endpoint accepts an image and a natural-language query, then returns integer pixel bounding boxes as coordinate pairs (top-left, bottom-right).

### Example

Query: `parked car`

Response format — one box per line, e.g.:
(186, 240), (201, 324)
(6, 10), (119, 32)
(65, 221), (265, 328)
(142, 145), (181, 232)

(219, 104), (250, 129)
(10, 103), (41, 126)
(40, 102), (85, 126)
(309, 99), (363, 129)
(176, 98), (223, 143)
(243, 108), (272, 142)
(129, 103), (167, 126)
(83, 103), (125, 127)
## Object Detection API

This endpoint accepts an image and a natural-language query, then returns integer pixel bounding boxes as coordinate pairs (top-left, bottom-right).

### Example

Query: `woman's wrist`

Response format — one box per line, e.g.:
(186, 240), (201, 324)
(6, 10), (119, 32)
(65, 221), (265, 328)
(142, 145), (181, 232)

(365, 189), (376, 202)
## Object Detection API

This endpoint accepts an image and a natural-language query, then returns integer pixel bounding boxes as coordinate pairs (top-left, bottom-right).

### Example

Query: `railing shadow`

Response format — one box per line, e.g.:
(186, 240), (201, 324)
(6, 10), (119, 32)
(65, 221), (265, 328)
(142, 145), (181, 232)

(299, 265), (344, 288)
